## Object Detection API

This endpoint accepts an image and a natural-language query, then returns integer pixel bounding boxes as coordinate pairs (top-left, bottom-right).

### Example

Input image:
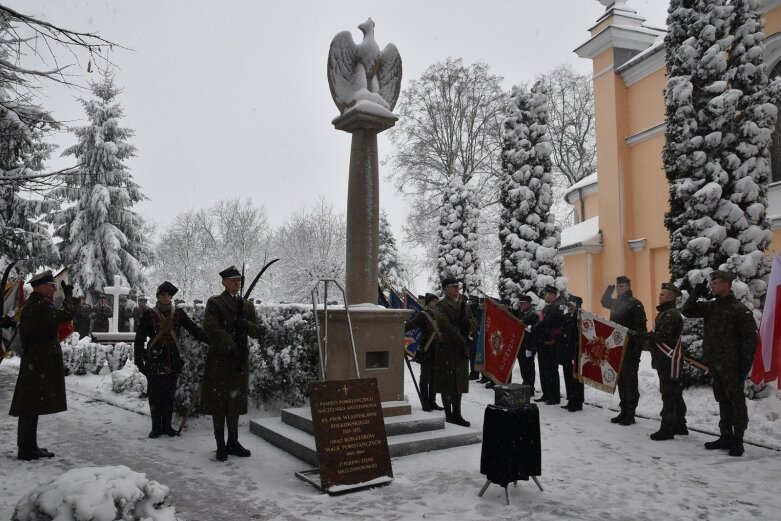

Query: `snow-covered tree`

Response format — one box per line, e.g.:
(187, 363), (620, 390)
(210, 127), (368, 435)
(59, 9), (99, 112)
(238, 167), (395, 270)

(498, 82), (563, 307)
(436, 176), (482, 294)
(51, 72), (153, 303)
(378, 209), (409, 290)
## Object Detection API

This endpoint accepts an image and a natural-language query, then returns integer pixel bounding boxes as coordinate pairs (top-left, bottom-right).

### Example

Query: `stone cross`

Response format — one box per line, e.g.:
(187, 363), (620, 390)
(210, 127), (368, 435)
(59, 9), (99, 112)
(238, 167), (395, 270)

(104, 275), (130, 332)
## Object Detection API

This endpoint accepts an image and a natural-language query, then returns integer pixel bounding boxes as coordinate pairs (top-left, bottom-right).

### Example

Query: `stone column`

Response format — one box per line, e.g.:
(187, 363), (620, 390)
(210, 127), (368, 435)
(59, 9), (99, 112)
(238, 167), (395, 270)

(333, 108), (397, 304)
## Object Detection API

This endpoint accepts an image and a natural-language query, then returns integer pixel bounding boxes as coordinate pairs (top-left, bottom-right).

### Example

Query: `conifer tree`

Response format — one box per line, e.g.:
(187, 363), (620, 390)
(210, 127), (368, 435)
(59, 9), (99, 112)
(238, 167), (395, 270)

(51, 72), (152, 302)
(498, 81), (562, 307)
(378, 209), (409, 291)
(436, 177), (481, 294)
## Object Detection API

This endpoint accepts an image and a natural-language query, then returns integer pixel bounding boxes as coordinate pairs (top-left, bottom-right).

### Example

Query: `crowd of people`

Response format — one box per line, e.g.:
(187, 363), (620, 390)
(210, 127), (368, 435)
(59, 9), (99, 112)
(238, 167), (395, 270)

(405, 271), (757, 458)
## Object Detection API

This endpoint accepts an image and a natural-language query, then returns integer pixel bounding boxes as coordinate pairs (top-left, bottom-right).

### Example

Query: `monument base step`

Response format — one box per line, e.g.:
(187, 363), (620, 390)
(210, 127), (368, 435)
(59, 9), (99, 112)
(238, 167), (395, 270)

(249, 408), (481, 466)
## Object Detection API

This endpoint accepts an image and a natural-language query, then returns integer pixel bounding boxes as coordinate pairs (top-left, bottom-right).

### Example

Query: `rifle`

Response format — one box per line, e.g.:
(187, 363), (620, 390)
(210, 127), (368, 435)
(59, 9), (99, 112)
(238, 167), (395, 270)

(243, 258), (279, 300)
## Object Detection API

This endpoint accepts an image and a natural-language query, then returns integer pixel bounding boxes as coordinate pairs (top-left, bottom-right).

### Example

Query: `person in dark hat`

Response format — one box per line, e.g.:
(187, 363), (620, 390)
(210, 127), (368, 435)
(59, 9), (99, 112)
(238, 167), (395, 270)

(201, 265), (263, 461)
(681, 270), (756, 457)
(639, 283), (686, 440)
(432, 276), (476, 426)
(73, 296), (92, 338)
(118, 295), (131, 332)
(132, 295), (148, 332)
(535, 285), (566, 405)
(9, 271), (77, 460)
(91, 294), (112, 333)
(515, 294), (541, 388)
(405, 292), (442, 412)
(601, 275), (647, 425)
(558, 294), (585, 411)
(135, 281), (209, 439)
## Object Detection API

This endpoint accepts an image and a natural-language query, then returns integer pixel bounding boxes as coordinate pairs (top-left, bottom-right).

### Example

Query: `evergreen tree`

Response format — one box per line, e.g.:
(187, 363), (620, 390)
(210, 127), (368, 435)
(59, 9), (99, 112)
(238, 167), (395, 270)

(436, 176), (481, 294)
(378, 209), (409, 291)
(51, 72), (152, 303)
(498, 81), (562, 307)
(0, 19), (59, 270)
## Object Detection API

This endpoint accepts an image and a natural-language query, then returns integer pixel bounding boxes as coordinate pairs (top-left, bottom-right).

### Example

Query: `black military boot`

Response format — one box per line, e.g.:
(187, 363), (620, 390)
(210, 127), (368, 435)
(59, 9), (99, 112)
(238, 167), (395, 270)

(650, 425), (675, 441)
(213, 415), (228, 462)
(729, 438), (745, 457)
(564, 402), (583, 412)
(449, 394), (471, 427)
(618, 414), (636, 426)
(674, 423), (689, 435)
(442, 395), (453, 422)
(610, 412), (625, 424)
(148, 403), (162, 438)
(161, 401), (179, 437)
(704, 436), (732, 450)
(226, 416), (251, 457)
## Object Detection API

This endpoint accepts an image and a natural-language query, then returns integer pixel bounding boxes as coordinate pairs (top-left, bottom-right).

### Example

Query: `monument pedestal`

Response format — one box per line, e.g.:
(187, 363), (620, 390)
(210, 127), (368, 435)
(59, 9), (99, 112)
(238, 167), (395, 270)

(317, 306), (411, 413)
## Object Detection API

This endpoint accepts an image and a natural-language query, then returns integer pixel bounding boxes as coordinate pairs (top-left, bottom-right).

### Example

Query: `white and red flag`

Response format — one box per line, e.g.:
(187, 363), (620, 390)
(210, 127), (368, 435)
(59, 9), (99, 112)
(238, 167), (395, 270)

(753, 254), (781, 386)
(2, 275), (26, 358)
(474, 298), (525, 384)
(655, 339), (683, 380)
(577, 311), (629, 394)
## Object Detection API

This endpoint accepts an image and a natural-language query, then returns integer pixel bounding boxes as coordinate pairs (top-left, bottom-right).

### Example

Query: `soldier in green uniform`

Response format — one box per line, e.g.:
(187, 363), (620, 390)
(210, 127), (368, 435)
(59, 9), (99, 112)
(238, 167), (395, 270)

(201, 266), (263, 461)
(9, 271), (77, 460)
(681, 271), (757, 457)
(601, 275), (647, 425)
(73, 296), (92, 338)
(132, 295), (148, 332)
(643, 283), (686, 440)
(91, 294), (112, 333)
(135, 281), (208, 438)
(433, 276), (476, 427)
(118, 296), (131, 332)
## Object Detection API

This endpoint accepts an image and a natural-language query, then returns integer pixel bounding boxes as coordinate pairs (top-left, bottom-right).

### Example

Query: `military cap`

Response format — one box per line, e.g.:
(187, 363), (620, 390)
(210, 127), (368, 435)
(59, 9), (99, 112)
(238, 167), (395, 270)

(518, 294), (533, 303)
(156, 281), (179, 297)
(193, 299), (203, 305)
(424, 293), (438, 305)
(543, 284), (559, 294)
(710, 270), (736, 282)
(138, 295), (148, 302)
(569, 295), (584, 306)
(119, 295), (128, 301)
(661, 282), (681, 295)
(440, 276), (459, 288)
(29, 270), (55, 287)
(219, 265), (242, 279)
(616, 275), (631, 285)
(98, 294), (108, 300)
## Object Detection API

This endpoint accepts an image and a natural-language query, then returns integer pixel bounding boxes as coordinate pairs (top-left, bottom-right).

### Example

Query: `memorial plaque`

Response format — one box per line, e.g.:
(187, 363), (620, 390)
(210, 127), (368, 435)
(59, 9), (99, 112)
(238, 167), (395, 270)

(308, 377), (393, 494)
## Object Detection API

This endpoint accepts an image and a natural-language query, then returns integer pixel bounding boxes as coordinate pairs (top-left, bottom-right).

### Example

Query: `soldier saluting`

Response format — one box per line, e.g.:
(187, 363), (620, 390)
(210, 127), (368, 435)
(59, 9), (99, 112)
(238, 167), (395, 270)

(9, 271), (77, 460)
(201, 266), (263, 462)
(681, 271), (757, 457)
(134, 281), (208, 438)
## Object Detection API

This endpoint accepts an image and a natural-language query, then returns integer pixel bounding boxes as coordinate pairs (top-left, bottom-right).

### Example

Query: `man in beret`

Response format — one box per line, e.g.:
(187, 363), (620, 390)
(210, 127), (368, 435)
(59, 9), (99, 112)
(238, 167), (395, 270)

(643, 283), (686, 440)
(135, 281), (208, 438)
(201, 266), (263, 461)
(405, 292), (442, 412)
(9, 271), (77, 460)
(515, 294), (541, 389)
(601, 276), (647, 425)
(433, 276), (476, 427)
(534, 285), (566, 405)
(91, 294), (112, 333)
(681, 270), (757, 456)
(132, 296), (148, 332)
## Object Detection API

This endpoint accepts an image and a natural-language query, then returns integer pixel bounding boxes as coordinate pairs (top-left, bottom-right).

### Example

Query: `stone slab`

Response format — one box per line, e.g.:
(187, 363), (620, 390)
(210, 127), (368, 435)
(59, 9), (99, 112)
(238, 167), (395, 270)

(281, 406), (444, 436)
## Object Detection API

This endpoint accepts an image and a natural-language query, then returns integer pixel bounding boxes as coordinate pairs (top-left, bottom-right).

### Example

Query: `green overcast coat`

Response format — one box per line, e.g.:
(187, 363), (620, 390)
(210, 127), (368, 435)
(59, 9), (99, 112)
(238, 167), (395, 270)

(200, 291), (262, 416)
(433, 295), (475, 395)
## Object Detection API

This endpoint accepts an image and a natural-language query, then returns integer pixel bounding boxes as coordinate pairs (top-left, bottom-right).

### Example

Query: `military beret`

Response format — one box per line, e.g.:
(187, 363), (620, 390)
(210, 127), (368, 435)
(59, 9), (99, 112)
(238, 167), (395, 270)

(543, 284), (559, 294)
(29, 270), (55, 287)
(441, 276), (459, 288)
(424, 293), (438, 305)
(710, 270), (736, 282)
(616, 275), (631, 285)
(518, 294), (533, 303)
(661, 282), (681, 295)
(156, 281), (179, 297)
(219, 265), (242, 279)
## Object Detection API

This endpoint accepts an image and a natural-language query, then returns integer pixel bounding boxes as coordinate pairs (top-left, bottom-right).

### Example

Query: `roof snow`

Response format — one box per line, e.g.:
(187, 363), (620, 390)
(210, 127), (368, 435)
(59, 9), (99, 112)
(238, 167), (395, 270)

(560, 216), (601, 250)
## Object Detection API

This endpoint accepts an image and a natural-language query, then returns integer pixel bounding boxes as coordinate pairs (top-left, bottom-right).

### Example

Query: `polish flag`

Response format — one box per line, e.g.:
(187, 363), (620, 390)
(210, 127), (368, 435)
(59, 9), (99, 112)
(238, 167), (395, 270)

(752, 254), (781, 385)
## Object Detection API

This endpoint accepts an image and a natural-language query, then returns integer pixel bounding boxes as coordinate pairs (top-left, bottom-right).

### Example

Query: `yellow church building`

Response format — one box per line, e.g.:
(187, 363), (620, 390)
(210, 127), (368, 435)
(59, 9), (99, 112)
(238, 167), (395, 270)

(561, 0), (781, 317)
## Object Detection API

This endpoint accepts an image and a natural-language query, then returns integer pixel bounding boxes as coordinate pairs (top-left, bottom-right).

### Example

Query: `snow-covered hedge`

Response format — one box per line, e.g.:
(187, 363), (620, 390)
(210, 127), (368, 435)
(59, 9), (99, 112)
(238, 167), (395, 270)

(12, 465), (179, 521)
(61, 335), (132, 376)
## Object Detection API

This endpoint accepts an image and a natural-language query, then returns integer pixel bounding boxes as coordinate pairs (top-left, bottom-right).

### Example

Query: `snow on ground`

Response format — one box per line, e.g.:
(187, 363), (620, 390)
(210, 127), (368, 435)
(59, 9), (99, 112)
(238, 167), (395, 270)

(1, 353), (780, 521)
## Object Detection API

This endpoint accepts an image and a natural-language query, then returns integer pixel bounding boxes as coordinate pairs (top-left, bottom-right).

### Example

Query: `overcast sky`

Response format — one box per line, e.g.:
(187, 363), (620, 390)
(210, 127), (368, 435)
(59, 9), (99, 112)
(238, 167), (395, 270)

(15, 0), (669, 243)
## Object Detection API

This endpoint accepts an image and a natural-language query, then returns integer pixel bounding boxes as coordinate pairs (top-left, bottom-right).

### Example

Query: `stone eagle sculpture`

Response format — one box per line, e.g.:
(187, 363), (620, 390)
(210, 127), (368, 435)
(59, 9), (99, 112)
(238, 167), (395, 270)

(327, 18), (402, 114)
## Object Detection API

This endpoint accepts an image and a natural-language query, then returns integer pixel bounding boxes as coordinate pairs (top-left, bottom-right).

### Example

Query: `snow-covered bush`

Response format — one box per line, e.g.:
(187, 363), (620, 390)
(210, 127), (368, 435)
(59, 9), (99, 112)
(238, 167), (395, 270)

(111, 361), (147, 395)
(12, 465), (178, 521)
(61, 337), (132, 376)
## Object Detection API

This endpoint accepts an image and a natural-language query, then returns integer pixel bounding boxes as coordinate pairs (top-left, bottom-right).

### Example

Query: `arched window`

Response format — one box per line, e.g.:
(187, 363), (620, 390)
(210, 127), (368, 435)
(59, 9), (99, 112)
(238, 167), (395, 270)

(771, 60), (781, 183)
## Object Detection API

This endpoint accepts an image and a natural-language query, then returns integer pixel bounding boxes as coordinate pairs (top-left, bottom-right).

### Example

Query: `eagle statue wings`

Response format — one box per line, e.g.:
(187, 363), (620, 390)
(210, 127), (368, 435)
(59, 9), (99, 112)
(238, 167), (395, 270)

(327, 18), (402, 114)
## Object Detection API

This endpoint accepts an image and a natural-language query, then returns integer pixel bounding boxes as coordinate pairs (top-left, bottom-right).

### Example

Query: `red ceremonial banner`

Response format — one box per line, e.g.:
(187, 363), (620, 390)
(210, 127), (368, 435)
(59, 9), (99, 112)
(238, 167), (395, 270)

(476, 298), (525, 385)
(578, 311), (629, 394)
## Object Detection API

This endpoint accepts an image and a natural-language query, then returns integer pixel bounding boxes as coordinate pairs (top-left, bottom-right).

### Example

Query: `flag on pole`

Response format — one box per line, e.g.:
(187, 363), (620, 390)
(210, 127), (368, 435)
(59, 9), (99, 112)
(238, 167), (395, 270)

(655, 339), (683, 380)
(389, 288), (404, 309)
(474, 298), (525, 384)
(2, 276), (26, 357)
(753, 253), (781, 385)
(403, 290), (425, 358)
(578, 311), (629, 394)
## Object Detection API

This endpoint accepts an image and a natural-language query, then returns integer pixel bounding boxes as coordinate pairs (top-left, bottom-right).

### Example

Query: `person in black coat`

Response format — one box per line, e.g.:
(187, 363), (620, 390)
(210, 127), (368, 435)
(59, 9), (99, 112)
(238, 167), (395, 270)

(405, 293), (442, 412)
(134, 281), (208, 438)
(559, 295), (585, 412)
(534, 285), (566, 405)
(514, 294), (541, 389)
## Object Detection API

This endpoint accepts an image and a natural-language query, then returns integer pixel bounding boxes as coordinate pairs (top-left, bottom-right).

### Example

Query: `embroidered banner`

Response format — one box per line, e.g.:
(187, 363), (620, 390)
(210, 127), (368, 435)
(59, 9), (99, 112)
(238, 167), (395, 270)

(475, 298), (525, 384)
(578, 311), (629, 394)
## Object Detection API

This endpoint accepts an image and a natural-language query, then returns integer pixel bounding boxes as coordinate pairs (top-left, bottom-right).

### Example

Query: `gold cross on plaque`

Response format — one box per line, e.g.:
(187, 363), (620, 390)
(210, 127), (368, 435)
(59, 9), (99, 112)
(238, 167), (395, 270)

(341, 384), (349, 396)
